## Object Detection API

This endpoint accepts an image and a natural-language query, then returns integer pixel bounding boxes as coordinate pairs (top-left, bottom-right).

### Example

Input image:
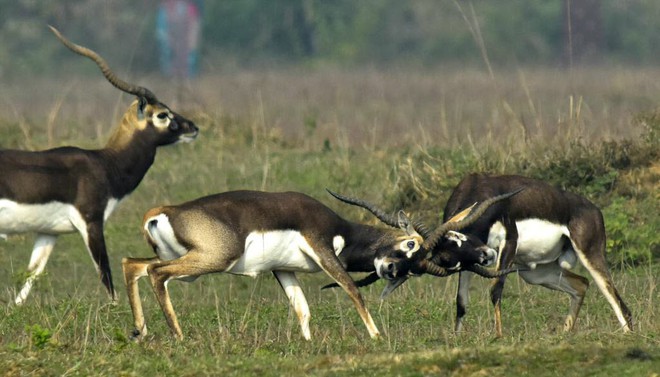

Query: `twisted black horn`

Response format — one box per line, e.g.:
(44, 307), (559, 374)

(326, 189), (400, 228)
(418, 259), (452, 277)
(48, 25), (158, 103)
(411, 218), (432, 240)
(422, 188), (524, 251)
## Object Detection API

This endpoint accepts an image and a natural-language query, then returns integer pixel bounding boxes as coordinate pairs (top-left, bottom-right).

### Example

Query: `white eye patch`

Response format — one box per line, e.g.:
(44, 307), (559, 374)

(152, 111), (172, 128)
(446, 231), (468, 247)
(400, 239), (420, 258)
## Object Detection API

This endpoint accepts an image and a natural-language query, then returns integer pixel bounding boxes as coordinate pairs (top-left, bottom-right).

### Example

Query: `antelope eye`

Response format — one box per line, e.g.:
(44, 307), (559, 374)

(407, 240), (416, 250)
(157, 112), (168, 120)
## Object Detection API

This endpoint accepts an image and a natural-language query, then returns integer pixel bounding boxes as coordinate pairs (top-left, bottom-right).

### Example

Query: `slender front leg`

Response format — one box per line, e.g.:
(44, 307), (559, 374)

(80, 220), (116, 301)
(491, 217), (518, 338)
(455, 271), (474, 332)
(302, 240), (380, 338)
(15, 234), (58, 305)
(273, 271), (312, 340)
(122, 257), (160, 340)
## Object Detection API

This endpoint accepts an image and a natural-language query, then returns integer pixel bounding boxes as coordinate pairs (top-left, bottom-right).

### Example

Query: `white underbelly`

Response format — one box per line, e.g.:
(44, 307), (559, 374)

(488, 219), (570, 267)
(0, 198), (119, 236)
(228, 230), (323, 277)
(0, 199), (79, 234)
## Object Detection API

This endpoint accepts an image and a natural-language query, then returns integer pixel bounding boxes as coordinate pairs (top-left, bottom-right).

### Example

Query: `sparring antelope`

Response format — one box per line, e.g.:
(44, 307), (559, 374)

(0, 26), (199, 305)
(437, 174), (633, 336)
(121, 189), (514, 340)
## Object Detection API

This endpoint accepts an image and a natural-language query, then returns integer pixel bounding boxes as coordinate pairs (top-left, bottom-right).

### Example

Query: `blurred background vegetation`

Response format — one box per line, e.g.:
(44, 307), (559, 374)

(1, 0), (660, 76)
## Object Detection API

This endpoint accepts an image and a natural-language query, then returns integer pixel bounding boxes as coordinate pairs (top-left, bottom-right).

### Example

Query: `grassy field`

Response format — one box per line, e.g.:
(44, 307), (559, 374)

(0, 66), (658, 376)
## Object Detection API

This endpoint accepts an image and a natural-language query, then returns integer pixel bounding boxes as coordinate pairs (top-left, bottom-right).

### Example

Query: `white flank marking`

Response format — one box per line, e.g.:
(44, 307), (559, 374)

(227, 230), (322, 276)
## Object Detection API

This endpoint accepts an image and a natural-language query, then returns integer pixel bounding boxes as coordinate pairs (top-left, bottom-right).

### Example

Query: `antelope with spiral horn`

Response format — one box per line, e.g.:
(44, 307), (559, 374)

(0, 26), (199, 305)
(122, 188), (513, 340)
(434, 174), (632, 336)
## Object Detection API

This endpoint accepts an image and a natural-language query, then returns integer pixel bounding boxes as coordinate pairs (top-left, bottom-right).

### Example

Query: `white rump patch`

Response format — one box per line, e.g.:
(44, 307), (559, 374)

(227, 230), (322, 277)
(144, 213), (188, 261)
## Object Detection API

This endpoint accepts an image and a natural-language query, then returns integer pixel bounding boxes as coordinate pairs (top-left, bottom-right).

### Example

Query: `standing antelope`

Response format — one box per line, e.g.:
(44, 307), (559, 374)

(0, 26), (199, 305)
(122, 189), (514, 340)
(434, 174), (633, 336)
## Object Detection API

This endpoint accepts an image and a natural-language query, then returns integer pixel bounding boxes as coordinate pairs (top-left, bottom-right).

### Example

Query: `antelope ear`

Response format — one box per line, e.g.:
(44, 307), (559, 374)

(397, 210), (415, 235)
(446, 202), (477, 223)
(137, 97), (148, 120)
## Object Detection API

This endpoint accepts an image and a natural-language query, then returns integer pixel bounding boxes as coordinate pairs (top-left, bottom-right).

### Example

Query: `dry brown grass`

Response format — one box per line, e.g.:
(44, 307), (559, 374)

(2, 65), (660, 150)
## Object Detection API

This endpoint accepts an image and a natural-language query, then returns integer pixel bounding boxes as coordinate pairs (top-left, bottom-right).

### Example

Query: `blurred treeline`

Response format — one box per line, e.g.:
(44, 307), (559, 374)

(1, 0), (659, 76)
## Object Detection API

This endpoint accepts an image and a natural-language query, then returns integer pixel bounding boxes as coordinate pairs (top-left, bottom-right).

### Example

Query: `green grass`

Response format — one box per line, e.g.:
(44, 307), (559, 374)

(0, 67), (659, 376)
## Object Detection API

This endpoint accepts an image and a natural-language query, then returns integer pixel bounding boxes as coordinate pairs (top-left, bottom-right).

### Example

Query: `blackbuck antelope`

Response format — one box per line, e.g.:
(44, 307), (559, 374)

(0, 26), (199, 305)
(121, 189), (512, 340)
(439, 174), (633, 336)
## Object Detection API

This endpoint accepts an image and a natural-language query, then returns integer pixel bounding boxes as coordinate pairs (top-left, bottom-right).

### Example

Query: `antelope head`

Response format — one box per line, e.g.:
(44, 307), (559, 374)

(328, 189), (524, 298)
(326, 190), (424, 281)
(48, 26), (199, 150)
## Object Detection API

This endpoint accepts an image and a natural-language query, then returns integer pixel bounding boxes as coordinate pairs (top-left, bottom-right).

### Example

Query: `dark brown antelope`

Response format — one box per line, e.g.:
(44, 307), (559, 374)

(0, 26), (199, 305)
(122, 189), (514, 340)
(432, 174), (633, 336)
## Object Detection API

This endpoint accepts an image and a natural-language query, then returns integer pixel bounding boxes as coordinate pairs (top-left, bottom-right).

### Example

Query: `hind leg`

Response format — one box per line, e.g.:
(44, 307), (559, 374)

(571, 241), (633, 332)
(122, 256), (160, 340)
(147, 251), (238, 340)
(455, 271), (474, 332)
(15, 234), (58, 305)
(519, 263), (589, 331)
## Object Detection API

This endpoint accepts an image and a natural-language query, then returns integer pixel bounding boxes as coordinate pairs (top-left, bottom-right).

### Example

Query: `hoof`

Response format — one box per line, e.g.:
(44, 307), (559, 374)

(130, 329), (142, 341)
